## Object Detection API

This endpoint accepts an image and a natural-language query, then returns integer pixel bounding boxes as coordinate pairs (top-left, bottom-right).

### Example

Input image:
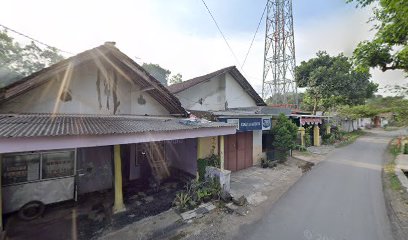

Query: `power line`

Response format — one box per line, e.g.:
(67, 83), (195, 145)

(0, 23), (74, 55)
(200, 0), (242, 68)
(241, 3), (267, 69)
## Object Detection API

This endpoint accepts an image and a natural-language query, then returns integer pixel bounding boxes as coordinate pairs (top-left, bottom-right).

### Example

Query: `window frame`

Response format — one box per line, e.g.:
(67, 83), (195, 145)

(1, 149), (77, 187)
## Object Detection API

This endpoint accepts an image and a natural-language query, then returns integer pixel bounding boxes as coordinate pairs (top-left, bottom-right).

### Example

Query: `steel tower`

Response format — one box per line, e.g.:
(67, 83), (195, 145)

(262, 0), (297, 105)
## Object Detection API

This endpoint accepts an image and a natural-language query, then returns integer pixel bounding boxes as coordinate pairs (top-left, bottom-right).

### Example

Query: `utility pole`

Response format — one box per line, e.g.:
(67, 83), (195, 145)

(262, 0), (298, 106)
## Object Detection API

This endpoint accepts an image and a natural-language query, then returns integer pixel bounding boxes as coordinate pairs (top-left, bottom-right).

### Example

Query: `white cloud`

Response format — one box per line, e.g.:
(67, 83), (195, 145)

(1, 0), (406, 96)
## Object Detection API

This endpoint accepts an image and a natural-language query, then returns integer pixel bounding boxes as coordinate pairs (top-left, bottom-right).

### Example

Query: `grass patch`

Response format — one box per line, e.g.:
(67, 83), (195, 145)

(384, 126), (402, 131)
(385, 139), (403, 191)
(335, 130), (366, 148)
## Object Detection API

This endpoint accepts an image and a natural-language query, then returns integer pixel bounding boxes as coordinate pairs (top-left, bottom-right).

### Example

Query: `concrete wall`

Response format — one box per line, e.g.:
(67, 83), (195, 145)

(359, 118), (372, 127)
(77, 146), (113, 194)
(252, 130), (263, 165)
(381, 118), (389, 127)
(0, 60), (170, 116)
(197, 136), (219, 159)
(340, 120), (359, 132)
(175, 75), (226, 111)
(225, 73), (257, 109)
(175, 72), (257, 111)
(166, 138), (198, 175)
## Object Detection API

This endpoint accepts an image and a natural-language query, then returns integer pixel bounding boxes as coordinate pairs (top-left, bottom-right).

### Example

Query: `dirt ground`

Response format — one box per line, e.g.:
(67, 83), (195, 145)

(4, 178), (184, 240)
(160, 157), (313, 240)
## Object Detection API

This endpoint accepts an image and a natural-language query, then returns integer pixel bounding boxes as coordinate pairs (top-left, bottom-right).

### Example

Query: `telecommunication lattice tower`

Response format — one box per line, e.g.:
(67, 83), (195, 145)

(262, 0), (298, 105)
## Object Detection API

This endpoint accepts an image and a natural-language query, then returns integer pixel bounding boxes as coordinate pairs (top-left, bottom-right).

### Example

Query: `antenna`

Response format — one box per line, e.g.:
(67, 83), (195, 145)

(262, 0), (298, 106)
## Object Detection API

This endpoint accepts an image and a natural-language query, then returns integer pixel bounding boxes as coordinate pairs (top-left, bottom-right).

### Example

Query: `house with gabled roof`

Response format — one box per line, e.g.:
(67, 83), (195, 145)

(167, 66), (266, 111)
(168, 66), (289, 172)
(0, 42), (235, 233)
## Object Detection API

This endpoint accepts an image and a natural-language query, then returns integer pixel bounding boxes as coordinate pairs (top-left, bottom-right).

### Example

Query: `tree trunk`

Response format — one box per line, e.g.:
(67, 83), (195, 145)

(313, 97), (318, 115)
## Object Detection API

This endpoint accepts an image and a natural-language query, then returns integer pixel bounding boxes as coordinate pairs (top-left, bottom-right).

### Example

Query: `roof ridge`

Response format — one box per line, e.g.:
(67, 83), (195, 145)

(167, 66), (236, 93)
(0, 43), (188, 116)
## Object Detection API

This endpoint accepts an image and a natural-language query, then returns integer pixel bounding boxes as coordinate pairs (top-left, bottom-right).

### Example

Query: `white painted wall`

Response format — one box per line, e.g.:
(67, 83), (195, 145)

(381, 118), (389, 127)
(175, 72), (258, 111)
(225, 73), (257, 109)
(0, 61), (170, 116)
(175, 75), (226, 111)
(252, 130), (263, 165)
(359, 118), (372, 127)
(340, 119), (359, 132)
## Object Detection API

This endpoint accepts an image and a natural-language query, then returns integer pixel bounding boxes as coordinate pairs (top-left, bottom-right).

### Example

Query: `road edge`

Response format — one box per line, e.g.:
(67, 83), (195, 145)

(382, 140), (408, 240)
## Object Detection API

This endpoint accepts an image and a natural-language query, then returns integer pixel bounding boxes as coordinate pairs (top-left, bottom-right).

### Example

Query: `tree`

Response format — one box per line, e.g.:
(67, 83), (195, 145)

(347, 0), (408, 73)
(338, 105), (384, 119)
(339, 96), (408, 126)
(271, 113), (298, 161)
(265, 92), (303, 106)
(295, 51), (378, 114)
(0, 30), (64, 87)
(142, 63), (171, 86)
(169, 73), (183, 85)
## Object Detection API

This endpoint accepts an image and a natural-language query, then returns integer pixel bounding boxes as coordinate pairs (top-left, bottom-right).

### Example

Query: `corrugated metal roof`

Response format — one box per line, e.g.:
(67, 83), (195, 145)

(167, 66), (266, 106)
(0, 114), (234, 138)
(0, 43), (188, 116)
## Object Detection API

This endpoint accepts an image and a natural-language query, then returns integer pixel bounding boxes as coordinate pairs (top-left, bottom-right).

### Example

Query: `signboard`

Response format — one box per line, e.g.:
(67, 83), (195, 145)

(262, 118), (271, 130)
(221, 118), (272, 132)
(226, 119), (240, 130)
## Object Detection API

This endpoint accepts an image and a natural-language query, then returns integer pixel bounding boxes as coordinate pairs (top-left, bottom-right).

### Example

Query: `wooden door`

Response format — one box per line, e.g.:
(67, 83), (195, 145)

(236, 132), (247, 171)
(225, 134), (237, 172)
(224, 132), (253, 172)
(244, 132), (253, 169)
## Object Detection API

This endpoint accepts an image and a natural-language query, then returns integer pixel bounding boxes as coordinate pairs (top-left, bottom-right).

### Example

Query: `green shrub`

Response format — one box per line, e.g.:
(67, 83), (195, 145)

(322, 133), (336, 145)
(261, 158), (277, 168)
(173, 192), (191, 212)
(174, 178), (221, 212)
(271, 113), (298, 161)
(197, 154), (220, 181)
(197, 158), (207, 181)
(304, 127), (312, 147)
(296, 145), (307, 152)
(404, 144), (408, 155)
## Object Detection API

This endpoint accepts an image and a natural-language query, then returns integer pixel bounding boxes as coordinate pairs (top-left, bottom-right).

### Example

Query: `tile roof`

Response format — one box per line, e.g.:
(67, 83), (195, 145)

(167, 66), (266, 106)
(0, 43), (187, 116)
(0, 114), (234, 138)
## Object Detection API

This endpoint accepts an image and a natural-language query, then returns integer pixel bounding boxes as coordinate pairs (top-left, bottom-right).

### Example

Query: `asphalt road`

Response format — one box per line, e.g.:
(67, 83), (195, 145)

(238, 130), (406, 240)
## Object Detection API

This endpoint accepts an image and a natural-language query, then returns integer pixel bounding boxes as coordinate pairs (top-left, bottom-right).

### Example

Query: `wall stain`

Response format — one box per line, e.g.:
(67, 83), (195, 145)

(112, 71), (121, 114)
(96, 70), (102, 109)
(95, 68), (121, 114)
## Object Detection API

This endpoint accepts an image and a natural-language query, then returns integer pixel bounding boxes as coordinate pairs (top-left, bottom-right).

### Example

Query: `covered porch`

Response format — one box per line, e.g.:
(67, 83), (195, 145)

(0, 114), (235, 238)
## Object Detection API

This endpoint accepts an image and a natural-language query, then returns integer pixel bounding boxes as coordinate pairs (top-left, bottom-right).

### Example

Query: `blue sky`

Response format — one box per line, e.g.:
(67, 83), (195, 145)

(1, 0), (406, 94)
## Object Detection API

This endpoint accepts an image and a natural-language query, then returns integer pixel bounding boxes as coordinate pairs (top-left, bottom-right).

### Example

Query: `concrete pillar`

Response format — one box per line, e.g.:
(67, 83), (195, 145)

(299, 127), (305, 147)
(113, 145), (125, 213)
(197, 138), (203, 159)
(326, 125), (331, 135)
(313, 125), (320, 146)
(220, 136), (225, 170)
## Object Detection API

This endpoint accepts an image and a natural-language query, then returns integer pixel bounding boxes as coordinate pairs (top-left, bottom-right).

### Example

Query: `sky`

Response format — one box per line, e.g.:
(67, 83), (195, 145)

(1, 0), (406, 95)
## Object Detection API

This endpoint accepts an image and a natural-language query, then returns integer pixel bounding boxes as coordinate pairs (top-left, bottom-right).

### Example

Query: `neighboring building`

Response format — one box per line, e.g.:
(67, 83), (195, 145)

(0, 43), (236, 227)
(168, 66), (289, 171)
